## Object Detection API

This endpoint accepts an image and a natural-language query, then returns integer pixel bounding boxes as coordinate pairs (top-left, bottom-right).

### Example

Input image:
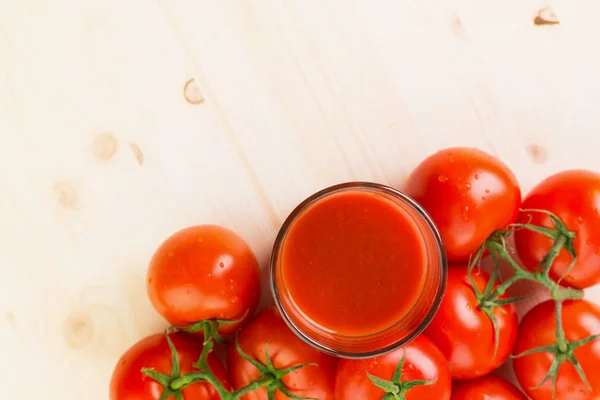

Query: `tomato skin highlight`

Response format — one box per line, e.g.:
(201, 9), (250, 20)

(147, 225), (261, 334)
(227, 307), (337, 400)
(451, 375), (526, 400)
(405, 147), (521, 262)
(334, 335), (451, 400)
(109, 333), (229, 400)
(424, 265), (518, 380)
(513, 300), (600, 400)
(514, 170), (600, 289)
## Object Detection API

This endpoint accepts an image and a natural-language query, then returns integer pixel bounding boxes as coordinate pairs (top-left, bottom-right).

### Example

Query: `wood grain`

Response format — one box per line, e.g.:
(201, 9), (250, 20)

(1, 0), (600, 398)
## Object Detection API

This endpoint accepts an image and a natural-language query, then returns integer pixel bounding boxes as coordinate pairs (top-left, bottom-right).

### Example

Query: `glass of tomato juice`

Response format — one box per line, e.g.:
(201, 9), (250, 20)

(270, 182), (447, 358)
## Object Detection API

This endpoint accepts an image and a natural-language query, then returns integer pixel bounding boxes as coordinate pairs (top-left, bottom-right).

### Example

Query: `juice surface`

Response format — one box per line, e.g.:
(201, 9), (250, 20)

(281, 189), (427, 336)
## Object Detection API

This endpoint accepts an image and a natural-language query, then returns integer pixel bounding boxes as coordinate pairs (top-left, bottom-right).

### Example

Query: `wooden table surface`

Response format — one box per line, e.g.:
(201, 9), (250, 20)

(1, 1), (600, 398)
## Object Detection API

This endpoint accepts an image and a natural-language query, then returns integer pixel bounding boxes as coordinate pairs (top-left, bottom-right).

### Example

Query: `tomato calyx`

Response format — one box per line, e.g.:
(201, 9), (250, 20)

(512, 300), (600, 398)
(174, 310), (250, 343)
(367, 353), (436, 400)
(174, 319), (224, 342)
(512, 209), (577, 283)
(150, 328), (318, 400)
(140, 332), (188, 400)
(173, 312), (249, 372)
(229, 336), (319, 400)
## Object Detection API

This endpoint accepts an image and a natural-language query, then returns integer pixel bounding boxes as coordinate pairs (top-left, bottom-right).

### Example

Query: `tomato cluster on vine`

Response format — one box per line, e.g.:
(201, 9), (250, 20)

(109, 147), (600, 400)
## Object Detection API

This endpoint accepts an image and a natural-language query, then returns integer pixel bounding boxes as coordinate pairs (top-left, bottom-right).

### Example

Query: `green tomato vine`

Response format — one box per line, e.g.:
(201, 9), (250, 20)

(141, 315), (317, 400)
(468, 209), (598, 399)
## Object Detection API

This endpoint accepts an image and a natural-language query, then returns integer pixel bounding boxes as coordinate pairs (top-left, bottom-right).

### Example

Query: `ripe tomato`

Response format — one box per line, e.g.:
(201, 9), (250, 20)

(405, 147), (521, 262)
(451, 376), (527, 400)
(424, 264), (519, 380)
(514, 170), (600, 289)
(227, 307), (337, 400)
(513, 300), (600, 400)
(334, 335), (451, 400)
(109, 333), (229, 400)
(147, 225), (261, 334)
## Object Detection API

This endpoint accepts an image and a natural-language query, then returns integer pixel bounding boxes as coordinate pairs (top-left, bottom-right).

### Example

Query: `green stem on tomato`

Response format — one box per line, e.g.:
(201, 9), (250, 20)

(484, 273), (522, 302)
(229, 375), (276, 400)
(551, 285), (584, 301)
(480, 233), (582, 304)
(169, 370), (278, 400)
(169, 371), (207, 390)
(540, 235), (567, 275)
(192, 322), (215, 370)
(479, 240), (533, 303)
(554, 300), (568, 353)
(487, 241), (527, 274)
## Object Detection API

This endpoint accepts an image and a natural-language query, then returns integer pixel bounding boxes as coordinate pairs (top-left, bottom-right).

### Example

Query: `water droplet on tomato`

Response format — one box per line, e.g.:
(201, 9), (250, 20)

(219, 262), (225, 268)
(481, 196), (487, 200)
(438, 175), (448, 183)
(474, 173), (480, 180)
(207, 273), (212, 278)
(485, 189), (490, 194)
(465, 303), (473, 311)
(462, 206), (470, 222)
(578, 216), (583, 223)
(466, 183), (472, 190)
(230, 296), (239, 304)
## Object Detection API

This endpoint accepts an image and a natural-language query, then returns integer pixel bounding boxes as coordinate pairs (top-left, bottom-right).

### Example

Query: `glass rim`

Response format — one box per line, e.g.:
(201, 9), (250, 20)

(270, 181), (448, 359)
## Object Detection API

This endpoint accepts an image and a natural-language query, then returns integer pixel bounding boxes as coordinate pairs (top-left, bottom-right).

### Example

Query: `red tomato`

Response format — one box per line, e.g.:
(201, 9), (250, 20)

(513, 300), (600, 400)
(147, 225), (261, 334)
(514, 170), (600, 289)
(109, 333), (229, 400)
(227, 307), (337, 400)
(405, 147), (521, 262)
(425, 264), (519, 380)
(334, 335), (451, 400)
(451, 376), (527, 400)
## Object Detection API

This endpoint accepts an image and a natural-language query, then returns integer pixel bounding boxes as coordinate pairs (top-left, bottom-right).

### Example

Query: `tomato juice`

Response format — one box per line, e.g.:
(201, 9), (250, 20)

(271, 182), (447, 358)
